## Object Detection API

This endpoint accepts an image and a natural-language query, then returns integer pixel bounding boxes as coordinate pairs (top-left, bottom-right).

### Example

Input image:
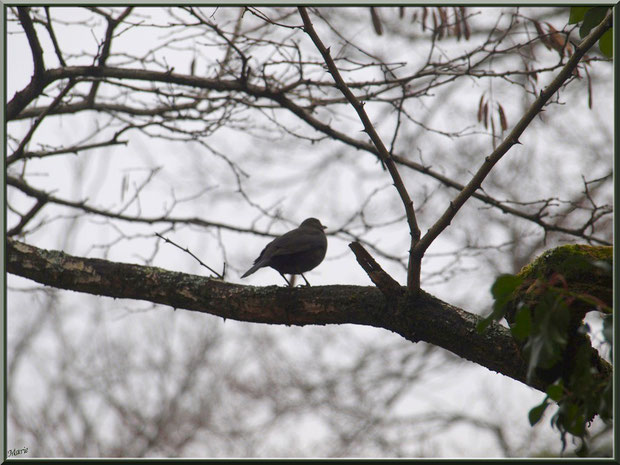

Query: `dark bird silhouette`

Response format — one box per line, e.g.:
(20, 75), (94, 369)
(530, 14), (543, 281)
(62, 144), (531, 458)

(241, 218), (327, 286)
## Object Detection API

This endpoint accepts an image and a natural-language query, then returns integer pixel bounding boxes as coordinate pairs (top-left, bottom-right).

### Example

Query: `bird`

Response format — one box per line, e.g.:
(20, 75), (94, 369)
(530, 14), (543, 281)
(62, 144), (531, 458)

(241, 218), (327, 286)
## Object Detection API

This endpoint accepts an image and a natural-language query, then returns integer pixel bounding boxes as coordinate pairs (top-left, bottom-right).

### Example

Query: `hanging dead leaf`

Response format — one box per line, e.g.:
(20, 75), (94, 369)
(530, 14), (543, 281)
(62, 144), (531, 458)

(461, 7), (470, 40)
(438, 7), (448, 27)
(477, 94), (485, 123)
(546, 23), (573, 57)
(483, 101), (489, 129)
(532, 19), (552, 50)
(370, 7), (383, 36)
(453, 7), (461, 40)
(121, 174), (128, 202)
(498, 103), (508, 131)
(433, 10), (440, 39)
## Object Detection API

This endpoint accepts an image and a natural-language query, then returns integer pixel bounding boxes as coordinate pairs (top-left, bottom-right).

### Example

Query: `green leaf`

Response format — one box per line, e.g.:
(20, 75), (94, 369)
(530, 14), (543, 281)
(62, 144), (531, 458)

(598, 380), (613, 421)
(478, 274), (523, 333)
(539, 295), (570, 346)
(491, 274), (523, 301)
(599, 29), (613, 58)
(569, 7), (589, 24)
(580, 7), (610, 38)
(510, 305), (531, 341)
(546, 382), (564, 402)
(564, 403), (586, 436)
(529, 398), (549, 425)
(524, 331), (559, 381)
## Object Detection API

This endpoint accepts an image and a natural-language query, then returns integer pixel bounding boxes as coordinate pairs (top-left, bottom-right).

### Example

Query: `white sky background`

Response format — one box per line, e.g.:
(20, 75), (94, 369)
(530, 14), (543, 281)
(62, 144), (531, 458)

(5, 6), (613, 458)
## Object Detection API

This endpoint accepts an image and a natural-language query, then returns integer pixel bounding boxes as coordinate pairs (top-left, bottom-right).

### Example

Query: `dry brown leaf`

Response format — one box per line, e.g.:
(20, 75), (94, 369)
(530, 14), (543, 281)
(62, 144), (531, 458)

(370, 7), (383, 36)
(498, 103), (508, 131)
(547, 23), (573, 56)
(453, 7), (461, 40)
(477, 94), (485, 123)
(462, 7), (470, 40)
(532, 19), (552, 50)
(438, 7), (447, 27)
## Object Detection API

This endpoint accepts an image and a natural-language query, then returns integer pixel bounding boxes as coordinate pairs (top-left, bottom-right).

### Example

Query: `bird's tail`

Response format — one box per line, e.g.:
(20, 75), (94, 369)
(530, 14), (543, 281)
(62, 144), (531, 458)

(241, 263), (262, 278)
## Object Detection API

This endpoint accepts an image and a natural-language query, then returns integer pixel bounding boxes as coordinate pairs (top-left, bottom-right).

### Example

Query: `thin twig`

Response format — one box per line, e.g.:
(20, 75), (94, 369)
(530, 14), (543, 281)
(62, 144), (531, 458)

(411, 7), (613, 259)
(10, 79), (76, 162)
(155, 232), (224, 279)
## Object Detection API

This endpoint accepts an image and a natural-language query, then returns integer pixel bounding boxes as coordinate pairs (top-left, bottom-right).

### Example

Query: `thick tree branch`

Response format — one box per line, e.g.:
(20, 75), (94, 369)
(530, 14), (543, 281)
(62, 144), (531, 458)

(9, 8), (46, 120)
(411, 7), (613, 259)
(17, 7), (45, 79)
(8, 238), (553, 392)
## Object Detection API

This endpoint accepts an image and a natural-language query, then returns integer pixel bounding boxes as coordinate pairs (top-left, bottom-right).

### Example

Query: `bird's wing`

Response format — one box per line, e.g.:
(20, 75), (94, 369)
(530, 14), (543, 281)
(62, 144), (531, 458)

(263, 229), (322, 258)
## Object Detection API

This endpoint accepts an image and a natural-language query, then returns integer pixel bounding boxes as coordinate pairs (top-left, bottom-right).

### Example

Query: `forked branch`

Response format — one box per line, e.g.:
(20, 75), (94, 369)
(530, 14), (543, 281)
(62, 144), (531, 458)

(298, 7), (422, 290)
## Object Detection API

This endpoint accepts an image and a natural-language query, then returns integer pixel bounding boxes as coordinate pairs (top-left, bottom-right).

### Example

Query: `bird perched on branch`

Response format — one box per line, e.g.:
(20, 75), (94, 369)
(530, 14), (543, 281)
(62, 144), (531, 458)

(241, 218), (327, 286)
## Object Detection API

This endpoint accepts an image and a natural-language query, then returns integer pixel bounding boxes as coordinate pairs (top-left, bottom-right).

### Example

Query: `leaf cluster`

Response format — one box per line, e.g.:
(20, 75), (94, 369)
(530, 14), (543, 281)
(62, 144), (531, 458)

(569, 6), (613, 58)
(478, 245), (613, 455)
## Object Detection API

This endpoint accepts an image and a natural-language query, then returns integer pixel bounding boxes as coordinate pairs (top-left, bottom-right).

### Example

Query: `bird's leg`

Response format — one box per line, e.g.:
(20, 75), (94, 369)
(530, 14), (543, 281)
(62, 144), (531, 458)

(278, 272), (292, 287)
(300, 274), (311, 286)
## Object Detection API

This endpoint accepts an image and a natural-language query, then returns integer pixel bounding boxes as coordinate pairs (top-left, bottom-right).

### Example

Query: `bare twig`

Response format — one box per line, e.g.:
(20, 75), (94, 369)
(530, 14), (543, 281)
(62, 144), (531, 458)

(411, 7), (613, 259)
(7, 199), (47, 237)
(155, 232), (224, 279)
(6, 176), (275, 238)
(43, 7), (67, 67)
(87, 7), (134, 105)
(9, 78), (76, 163)
(7, 63), (609, 246)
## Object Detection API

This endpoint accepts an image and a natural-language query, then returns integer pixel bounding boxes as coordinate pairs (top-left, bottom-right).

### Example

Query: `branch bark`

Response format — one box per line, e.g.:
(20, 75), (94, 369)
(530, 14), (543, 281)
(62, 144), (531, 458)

(8, 238), (549, 392)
